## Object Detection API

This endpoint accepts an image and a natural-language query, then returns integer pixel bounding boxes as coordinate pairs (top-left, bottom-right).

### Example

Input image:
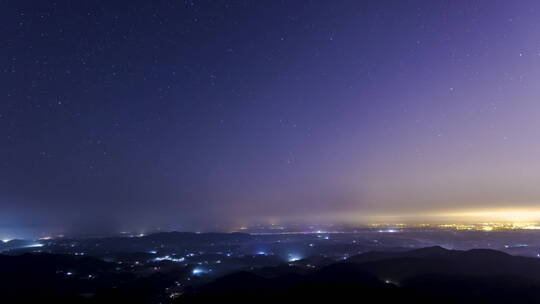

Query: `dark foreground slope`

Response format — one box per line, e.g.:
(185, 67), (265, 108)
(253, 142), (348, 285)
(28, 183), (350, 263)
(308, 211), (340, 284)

(180, 266), (443, 303)
(4, 246), (540, 303)
(0, 253), (175, 304)
(180, 246), (540, 304)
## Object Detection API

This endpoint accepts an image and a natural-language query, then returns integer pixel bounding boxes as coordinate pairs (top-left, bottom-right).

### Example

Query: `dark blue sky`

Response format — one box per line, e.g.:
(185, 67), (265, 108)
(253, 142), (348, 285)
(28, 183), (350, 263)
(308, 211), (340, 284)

(2, 1), (540, 238)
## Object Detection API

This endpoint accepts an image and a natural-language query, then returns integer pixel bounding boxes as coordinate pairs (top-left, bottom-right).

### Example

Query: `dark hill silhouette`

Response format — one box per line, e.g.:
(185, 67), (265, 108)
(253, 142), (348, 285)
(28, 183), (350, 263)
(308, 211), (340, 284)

(180, 246), (540, 304)
(252, 264), (308, 278)
(308, 262), (384, 286)
(403, 274), (540, 303)
(349, 246), (540, 282)
(348, 245), (456, 263)
(0, 253), (118, 303)
(4, 246), (540, 303)
(181, 264), (440, 304)
(0, 253), (174, 304)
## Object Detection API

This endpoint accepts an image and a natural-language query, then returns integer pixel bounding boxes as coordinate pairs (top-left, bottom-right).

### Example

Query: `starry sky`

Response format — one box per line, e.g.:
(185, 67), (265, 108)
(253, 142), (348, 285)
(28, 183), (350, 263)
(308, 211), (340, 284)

(3, 0), (540, 237)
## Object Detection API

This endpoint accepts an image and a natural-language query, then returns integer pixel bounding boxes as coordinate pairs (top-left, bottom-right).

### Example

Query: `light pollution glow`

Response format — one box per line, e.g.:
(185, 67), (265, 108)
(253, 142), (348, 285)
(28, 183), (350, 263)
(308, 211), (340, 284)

(436, 209), (540, 224)
(6, 1), (540, 236)
(300, 208), (540, 225)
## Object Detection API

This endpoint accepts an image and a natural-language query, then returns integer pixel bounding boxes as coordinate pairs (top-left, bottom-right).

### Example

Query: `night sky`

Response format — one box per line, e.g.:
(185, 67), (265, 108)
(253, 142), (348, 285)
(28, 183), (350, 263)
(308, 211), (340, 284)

(3, 1), (540, 237)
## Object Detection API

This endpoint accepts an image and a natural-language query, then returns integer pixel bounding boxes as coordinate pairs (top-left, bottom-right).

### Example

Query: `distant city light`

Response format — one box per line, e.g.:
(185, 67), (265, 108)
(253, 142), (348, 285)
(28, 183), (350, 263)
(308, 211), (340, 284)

(192, 267), (208, 275)
(378, 229), (398, 233)
(25, 243), (44, 248)
(153, 255), (185, 263)
(287, 254), (302, 262)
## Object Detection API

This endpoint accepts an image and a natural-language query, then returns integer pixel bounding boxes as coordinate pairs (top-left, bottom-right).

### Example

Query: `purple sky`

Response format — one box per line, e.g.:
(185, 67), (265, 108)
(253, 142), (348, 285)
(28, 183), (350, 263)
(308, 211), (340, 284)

(2, 1), (540, 237)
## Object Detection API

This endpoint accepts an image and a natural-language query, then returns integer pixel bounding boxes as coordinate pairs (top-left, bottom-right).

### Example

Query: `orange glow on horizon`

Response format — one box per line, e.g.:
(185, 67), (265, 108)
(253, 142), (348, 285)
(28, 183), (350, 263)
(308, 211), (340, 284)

(338, 207), (540, 225)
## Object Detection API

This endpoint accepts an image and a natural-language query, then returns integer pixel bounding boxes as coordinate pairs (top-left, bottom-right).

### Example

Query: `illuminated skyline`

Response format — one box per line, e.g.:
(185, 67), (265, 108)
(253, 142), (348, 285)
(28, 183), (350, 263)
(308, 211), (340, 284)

(3, 1), (540, 237)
